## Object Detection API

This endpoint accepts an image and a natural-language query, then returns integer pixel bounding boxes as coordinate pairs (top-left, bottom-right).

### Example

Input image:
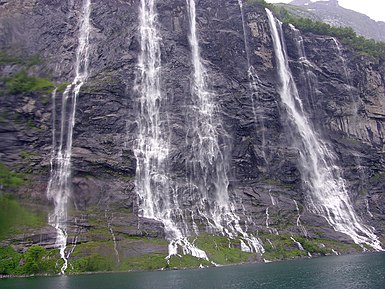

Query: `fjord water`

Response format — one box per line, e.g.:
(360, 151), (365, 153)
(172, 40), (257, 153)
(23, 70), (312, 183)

(2, 253), (384, 289)
(265, 9), (382, 251)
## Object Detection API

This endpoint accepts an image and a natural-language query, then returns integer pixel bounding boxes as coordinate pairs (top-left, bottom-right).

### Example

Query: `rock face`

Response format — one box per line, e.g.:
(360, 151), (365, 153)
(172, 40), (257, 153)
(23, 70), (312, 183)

(0, 0), (385, 266)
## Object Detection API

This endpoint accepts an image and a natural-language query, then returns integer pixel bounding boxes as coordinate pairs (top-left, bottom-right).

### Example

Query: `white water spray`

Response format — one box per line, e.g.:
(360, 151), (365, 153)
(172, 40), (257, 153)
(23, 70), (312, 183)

(265, 207), (270, 228)
(187, 0), (264, 254)
(269, 191), (277, 206)
(47, 0), (91, 274)
(290, 237), (305, 251)
(134, 0), (208, 261)
(293, 199), (308, 236)
(366, 199), (374, 218)
(331, 37), (352, 87)
(105, 210), (120, 263)
(266, 9), (382, 251)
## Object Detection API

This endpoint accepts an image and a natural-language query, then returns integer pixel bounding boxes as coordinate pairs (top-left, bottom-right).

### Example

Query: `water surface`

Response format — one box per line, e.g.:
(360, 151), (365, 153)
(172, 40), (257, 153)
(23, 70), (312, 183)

(1, 253), (384, 289)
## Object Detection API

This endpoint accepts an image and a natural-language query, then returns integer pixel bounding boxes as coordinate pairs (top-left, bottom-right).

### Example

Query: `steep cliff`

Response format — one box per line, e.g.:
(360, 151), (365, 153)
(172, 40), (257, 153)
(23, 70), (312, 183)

(0, 0), (384, 274)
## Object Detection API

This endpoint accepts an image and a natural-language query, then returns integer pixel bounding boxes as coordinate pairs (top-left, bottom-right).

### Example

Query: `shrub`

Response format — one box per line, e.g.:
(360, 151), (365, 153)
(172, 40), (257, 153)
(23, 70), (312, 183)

(71, 254), (114, 272)
(0, 163), (24, 188)
(21, 246), (60, 275)
(0, 246), (22, 275)
(3, 70), (54, 94)
(279, 11), (385, 59)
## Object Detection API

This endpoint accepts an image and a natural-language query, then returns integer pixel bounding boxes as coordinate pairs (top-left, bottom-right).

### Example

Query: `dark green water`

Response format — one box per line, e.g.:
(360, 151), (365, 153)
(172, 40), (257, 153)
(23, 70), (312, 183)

(1, 253), (385, 289)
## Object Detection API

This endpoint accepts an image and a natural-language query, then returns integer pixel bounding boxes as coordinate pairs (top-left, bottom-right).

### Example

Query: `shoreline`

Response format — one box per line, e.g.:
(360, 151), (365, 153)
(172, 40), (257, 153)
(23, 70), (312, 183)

(1, 250), (381, 281)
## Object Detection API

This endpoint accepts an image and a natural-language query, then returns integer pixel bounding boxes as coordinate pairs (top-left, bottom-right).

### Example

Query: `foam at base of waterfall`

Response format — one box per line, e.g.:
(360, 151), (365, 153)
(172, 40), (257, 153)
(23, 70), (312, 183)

(167, 238), (209, 261)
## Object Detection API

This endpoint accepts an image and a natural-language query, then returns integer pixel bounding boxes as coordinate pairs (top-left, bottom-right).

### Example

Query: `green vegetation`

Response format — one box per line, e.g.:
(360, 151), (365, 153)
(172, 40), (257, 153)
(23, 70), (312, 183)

(0, 246), (62, 275)
(0, 196), (45, 240)
(0, 246), (22, 275)
(0, 163), (45, 240)
(68, 240), (117, 273)
(168, 254), (210, 269)
(66, 233), (254, 274)
(246, 0), (385, 59)
(0, 163), (24, 188)
(260, 233), (308, 260)
(19, 151), (38, 161)
(0, 51), (41, 66)
(71, 253), (115, 272)
(282, 15), (385, 59)
(68, 240), (167, 272)
(0, 51), (54, 94)
(22, 246), (61, 275)
(0, 230), (367, 276)
(119, 253), (168, 271)
(2, 70), (55, 94)
(0, 50), (68, 97)
(259, 232), (362, 261)
(195, 234), (253, 264)
(246, 0), (274, 9)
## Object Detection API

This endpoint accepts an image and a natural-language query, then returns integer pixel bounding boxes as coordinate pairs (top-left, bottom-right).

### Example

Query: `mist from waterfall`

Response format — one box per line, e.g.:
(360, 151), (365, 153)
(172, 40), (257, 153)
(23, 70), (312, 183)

(134, 0), (208, 261)
(186, 0), (264, 253)
(47, 0), (92, 274)
(134, 0), (264, 259)
(266, 8), (382, 251)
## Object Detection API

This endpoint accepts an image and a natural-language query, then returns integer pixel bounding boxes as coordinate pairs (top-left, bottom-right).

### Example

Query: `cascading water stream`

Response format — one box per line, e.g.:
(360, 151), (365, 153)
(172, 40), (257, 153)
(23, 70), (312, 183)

(293, 199), (308, 237)
(265, 208), (270, 228)
(238, 0), (267, 163)
(331, 37), (359, 135)
(47, 0), (92, 274)
(134, 0), (208, 261)
(332, 37), (353, 88)
(238, 0), (251, 66)
(290, 237), (305, 251)
(186, 0), (264, 254)
(266, 9), (382, 251)
(289, 24), (317, 109)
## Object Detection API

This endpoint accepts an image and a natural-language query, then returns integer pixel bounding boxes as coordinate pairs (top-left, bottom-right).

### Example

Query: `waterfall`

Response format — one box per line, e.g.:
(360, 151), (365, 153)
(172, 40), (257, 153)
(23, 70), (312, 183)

(293, 199), (308, 237)
(135, 0), (169, 223)
(266, 192), (279, 235)
(265, 207), (270, 228)
(238, 0), (267, 163)
(331, 37), (353, 88)
(366, 199), (374, 218)
(186, 0), (264, 254)
(266, 9), (383, 251)
(186, 0), (229, 234)
(289, 24), (317, 110)
(331, 37), (360, 136)
(238, 0), (251, 66)
(47, 0), (92, 274)
(105, 210), (120, 263)
(290, 237), (305, 251)
(134, 0), (208, 261)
